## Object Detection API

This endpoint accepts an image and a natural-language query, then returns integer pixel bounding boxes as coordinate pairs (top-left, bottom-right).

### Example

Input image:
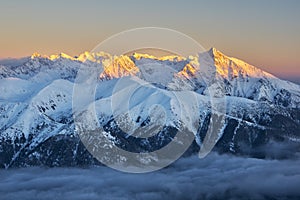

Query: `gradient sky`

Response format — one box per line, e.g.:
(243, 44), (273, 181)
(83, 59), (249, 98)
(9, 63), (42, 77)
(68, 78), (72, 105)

(0, 0), (299, 82)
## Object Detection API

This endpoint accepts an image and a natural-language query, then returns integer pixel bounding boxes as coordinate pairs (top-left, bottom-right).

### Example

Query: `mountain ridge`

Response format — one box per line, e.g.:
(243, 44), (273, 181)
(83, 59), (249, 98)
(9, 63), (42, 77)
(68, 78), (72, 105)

(0, 48), (296, 84)
(1, 48), (298, 85)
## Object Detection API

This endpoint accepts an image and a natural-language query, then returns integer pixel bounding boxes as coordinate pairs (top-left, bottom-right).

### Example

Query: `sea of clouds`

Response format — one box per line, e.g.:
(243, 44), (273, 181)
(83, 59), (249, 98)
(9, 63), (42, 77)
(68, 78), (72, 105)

(1, 151), (300, 200)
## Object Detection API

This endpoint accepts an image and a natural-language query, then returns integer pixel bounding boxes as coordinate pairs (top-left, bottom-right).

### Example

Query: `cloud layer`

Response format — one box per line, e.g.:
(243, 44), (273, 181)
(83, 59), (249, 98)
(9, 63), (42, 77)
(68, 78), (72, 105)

(1, 153), (300, 200)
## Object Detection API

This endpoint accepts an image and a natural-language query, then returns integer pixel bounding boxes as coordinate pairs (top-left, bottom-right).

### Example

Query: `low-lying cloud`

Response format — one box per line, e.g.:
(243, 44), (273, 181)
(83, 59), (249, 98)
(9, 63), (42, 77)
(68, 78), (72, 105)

(1, 153), (300, 200)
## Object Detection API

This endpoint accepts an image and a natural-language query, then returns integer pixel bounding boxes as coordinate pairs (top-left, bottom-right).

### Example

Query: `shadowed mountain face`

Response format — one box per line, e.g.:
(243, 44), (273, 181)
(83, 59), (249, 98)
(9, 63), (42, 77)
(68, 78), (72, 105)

(0, 48), (299, 168)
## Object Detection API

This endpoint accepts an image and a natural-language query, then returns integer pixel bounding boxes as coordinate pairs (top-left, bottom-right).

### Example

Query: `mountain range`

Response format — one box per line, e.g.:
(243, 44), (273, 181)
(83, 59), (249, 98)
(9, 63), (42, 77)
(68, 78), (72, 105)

(0, 48), (299, 169)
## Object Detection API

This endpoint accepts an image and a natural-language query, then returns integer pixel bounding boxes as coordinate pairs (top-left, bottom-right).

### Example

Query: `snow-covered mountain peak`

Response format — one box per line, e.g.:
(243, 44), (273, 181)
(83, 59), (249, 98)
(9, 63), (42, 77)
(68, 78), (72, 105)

(207, 48), (276, 80)
(48, 53), (76, 61)
(77, 51), (111, 62)
(30, 52), (76, 61)
(99, 55), (138, 79)
(30, 52), (47, 60)
(208, 47), (219, 57)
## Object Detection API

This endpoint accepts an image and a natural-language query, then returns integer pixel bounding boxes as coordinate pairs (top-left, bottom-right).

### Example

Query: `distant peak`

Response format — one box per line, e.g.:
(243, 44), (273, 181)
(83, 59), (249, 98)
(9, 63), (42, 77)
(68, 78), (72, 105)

(132, 53), (157, 60)
(77, 51), (112, 62)
(209, 47), (217, 53)
(30, 52), (46, 59)
(30, 52), (75, 61)
(49, 52), (75, 61)
(208, 47), (225, 58)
